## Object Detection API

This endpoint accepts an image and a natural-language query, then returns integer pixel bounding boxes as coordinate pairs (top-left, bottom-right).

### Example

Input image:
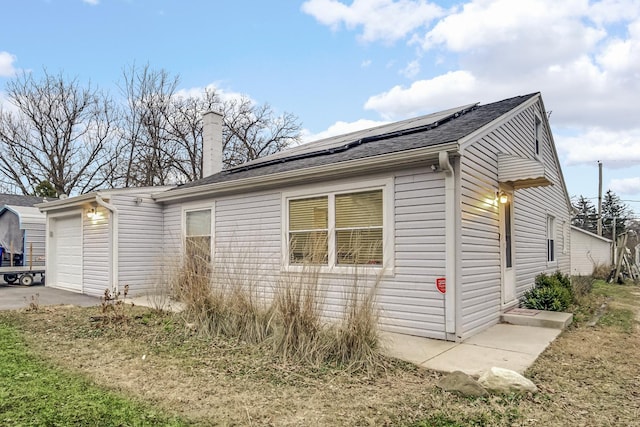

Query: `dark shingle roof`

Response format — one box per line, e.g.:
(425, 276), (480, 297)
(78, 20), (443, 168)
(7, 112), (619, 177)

(175, 93), (537, 190)
(0, 194), (52, 207)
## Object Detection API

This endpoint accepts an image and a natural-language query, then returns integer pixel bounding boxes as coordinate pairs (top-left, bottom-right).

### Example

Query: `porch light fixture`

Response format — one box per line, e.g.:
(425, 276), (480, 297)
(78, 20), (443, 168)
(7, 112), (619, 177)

(87, 208), (96, 219)
(497, 191), (509, 204)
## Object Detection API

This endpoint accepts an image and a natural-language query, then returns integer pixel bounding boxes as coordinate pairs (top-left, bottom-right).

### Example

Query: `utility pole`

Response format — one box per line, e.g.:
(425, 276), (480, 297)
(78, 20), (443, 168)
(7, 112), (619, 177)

(612, 216), (617, 264)
(597, 161), (603, 236)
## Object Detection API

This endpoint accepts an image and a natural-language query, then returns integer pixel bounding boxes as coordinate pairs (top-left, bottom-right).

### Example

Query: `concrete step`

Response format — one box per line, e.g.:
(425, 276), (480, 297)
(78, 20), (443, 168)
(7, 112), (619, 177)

(501, 307), (573, 330)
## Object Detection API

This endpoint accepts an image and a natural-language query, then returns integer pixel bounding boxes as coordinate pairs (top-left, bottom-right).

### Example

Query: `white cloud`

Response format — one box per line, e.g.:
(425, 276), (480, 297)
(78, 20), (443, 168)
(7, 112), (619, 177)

(361, 59), (372, 67)
(302, 118), (389, 142)
(82, 0), (100, 5)
(609, 177), (640, 195)
(301, 0), (443, 43)
(364, 70), (479, 118)
(0, 51), (17, 77)
(556, 128), (640, 168)
(175, 83), (249, 104)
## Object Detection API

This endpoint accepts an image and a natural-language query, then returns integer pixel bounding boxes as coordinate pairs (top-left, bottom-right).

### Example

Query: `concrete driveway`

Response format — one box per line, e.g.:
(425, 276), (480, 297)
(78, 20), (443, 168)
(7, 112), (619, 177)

(0, 283), (100, 311)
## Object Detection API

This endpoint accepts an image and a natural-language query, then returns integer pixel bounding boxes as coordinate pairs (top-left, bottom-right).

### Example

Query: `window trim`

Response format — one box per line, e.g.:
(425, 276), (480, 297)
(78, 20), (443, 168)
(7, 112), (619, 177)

(534, 115), (542, 158)
(182, 203), (214, 262)
(546, 214), (556, 265)
(281, 177), (394, 274)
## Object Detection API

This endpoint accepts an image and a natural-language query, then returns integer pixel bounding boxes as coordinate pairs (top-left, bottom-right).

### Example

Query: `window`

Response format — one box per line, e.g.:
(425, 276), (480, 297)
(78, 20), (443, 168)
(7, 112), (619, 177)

(185, 209), (212, 265)
(504, 199), (513, 268)
(336, 190), (383, 265)
(535, 116), (542, 156)
(289, 196), (328, 264)
(547, 215), (555, 262)
(287, 188), (384, 267)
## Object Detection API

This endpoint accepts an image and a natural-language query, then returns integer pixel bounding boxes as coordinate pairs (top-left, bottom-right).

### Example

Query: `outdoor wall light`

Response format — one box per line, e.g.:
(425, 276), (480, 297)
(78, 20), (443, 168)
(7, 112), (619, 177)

(87, 208), (96, 219)
(497, 191), (509, 204)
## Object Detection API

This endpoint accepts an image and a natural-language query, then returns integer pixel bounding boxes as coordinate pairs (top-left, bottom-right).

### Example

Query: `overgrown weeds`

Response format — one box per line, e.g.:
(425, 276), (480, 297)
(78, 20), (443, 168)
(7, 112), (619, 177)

(172, 241), (383, 372)
(98, 284), (131, 324)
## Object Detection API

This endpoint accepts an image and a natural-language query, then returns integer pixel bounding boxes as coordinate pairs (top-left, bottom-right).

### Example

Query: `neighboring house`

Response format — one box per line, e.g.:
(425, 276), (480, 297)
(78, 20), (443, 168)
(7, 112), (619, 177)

(38, 93), (572, 342)
(570, 226), (612, 275)
(0, 194), (50, 268)
(0, 193), (52, 207)
(37, 187), (171, 295)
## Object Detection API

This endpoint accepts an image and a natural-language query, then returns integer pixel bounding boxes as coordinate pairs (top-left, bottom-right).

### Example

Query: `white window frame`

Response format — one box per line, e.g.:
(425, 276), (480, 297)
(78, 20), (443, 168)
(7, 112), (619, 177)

(281, 177), (394, 274)
(534, 115), (542, 158)
(547, 214), (556, 264)
(182, 203), (214, 261)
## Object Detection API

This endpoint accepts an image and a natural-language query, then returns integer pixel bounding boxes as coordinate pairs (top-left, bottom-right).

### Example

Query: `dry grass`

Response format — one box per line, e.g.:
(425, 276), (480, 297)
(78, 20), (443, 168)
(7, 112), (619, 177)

(171, 241), (384, 372)
(2, 279), (639, 426)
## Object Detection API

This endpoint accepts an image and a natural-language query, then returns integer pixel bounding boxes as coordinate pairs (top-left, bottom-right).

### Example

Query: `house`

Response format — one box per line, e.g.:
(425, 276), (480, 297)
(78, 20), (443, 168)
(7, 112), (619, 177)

(36, 187), (171, 295)
(0, 194), (49, 269)
(38, 93), (572, 342)
(570, 226), (612, 276)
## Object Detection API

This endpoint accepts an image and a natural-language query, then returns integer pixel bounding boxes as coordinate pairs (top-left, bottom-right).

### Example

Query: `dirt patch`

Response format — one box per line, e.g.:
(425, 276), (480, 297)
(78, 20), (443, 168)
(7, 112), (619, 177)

(2, 283), (640, 426)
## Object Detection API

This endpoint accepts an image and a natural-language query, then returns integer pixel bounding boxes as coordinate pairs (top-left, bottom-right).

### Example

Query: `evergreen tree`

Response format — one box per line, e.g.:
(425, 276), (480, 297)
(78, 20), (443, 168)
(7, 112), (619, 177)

(601, 190), (633, 240)
(571, 195), (597, 233)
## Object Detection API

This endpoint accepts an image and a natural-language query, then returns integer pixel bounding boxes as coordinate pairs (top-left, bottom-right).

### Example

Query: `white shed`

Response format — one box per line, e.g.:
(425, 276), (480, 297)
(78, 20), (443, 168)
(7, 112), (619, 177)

(0, 205), (46, 268)
(37, 187), (172, 297)
(570, 226), (612, 276)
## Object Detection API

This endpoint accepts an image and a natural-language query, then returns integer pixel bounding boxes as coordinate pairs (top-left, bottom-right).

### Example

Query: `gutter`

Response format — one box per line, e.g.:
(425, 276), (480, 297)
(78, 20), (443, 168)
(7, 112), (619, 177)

(439, 151), (457, 335)
(154, 142), (459, 202)
(95, 195), (119, 294)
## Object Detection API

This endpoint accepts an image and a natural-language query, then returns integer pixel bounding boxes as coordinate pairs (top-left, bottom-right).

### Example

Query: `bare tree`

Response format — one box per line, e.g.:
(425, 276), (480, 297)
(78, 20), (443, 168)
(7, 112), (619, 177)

(117, 64), (180, 187)
(222, 96), (302, 168)
(117, 64), (302, 184)
(0, 69), (115, 196)
(0, 65), (303, 194)
(164, 87), (219, 181)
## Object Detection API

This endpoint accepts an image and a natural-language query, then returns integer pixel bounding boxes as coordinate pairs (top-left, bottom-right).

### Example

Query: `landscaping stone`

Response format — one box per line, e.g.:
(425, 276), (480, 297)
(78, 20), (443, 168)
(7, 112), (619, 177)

(436, 370), (489, 397)
(478, 367), (538, 394)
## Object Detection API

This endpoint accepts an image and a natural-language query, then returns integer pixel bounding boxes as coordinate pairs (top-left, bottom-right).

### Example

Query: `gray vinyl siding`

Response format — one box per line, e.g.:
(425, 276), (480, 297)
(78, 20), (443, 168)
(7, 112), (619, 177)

(82, 205), (110, 296)
(214, 192), (281, 294)
(459, 100), (571, 340)
(160, 168), (447, 339)
(114, 193), (165, 296)
(379, 168), (446, 339)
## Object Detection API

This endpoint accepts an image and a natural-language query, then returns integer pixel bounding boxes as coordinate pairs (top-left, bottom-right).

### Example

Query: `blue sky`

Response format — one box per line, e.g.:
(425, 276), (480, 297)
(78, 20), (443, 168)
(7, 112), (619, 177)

(1, 0), (639, 215)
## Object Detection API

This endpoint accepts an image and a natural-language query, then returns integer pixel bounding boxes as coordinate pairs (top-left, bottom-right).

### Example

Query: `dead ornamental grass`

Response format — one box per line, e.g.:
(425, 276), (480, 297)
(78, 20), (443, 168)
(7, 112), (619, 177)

(171, 240), (384, 372)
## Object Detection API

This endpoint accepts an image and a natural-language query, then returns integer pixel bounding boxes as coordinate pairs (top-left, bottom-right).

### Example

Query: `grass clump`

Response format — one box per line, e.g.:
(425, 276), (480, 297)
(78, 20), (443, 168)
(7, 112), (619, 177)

(172, 242), (383, 372)
(0, 320), (185, 426)
(522, 271), (574, 311)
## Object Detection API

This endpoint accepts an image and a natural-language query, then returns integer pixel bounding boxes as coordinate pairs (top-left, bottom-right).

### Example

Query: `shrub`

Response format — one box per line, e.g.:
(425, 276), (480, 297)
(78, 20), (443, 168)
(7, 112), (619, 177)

(522, 271), (573, 311)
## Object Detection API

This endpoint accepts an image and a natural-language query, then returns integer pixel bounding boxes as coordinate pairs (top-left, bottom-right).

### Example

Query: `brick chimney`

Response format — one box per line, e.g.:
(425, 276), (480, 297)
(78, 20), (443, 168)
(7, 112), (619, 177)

(202, 110), (223, 177)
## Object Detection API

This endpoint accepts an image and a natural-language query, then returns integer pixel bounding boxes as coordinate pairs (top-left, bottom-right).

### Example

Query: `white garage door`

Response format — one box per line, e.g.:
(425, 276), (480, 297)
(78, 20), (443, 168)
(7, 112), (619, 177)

(50, 214), (82, 292)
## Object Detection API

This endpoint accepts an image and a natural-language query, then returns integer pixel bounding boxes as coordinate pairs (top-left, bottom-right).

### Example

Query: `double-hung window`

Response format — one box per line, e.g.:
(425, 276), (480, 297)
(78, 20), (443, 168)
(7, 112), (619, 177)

(287, 187), (385, 267)
(185, 209), (212, 265)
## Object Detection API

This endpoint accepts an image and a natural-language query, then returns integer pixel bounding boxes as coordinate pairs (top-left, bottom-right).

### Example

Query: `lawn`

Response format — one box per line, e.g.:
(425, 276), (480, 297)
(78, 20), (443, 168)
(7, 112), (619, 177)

(0, 279), (638, 426)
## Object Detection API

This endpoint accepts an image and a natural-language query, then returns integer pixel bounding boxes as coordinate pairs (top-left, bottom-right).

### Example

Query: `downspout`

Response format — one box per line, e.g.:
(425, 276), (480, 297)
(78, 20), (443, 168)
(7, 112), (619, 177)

(95, 195), (119, 293)
(439, 151), (456, 335)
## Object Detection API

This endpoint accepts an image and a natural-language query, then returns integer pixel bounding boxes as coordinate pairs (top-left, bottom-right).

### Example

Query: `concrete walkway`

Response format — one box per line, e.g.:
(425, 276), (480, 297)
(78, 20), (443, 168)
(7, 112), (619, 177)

(382, 323), (563, 376)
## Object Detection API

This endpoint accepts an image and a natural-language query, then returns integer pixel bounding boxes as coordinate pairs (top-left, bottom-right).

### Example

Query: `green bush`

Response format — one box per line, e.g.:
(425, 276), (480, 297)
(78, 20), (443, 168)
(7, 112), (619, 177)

(522, 271), (573, 311)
